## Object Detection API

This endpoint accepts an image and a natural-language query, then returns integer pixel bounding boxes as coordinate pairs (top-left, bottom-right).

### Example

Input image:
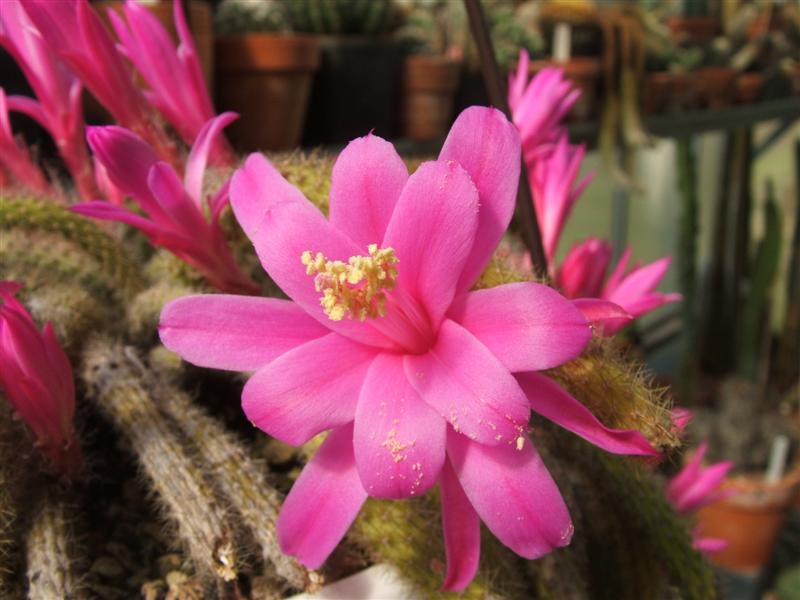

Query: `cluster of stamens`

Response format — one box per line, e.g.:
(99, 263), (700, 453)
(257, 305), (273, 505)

(301, 244), (399, 321)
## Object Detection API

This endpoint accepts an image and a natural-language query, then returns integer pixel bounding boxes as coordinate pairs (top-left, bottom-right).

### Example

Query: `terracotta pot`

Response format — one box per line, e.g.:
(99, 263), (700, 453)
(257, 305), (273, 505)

(94, 0), (214, 89)
(736, 72), (765, 104)
(642, 72), (673, 115)
(670, 72), (699, 111)
(667, 16), (720, 45)
(401, 55), (461, 141)
(215, 34), (320, 151)
(529, 58), (603, 121)
(696, 465), (800, 574)
(694, 67), (737, 109)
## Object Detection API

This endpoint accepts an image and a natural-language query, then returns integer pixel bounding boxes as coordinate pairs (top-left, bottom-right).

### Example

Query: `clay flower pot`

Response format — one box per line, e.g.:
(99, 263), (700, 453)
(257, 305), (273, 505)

(215, 33), (320, 151)
(736, 72), (765, 104)
(529, 58), (603, 121)
(642, 72), (673, 115)
(667, 16), (720, 45)
(696, 465), (800, 574)
(694, 66), (737, 109)
(401, 55), (461, 141)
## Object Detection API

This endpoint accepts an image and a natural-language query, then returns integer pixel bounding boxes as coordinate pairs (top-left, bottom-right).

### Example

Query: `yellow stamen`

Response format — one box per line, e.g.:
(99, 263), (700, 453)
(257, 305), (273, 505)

(301, 244), (398, 321)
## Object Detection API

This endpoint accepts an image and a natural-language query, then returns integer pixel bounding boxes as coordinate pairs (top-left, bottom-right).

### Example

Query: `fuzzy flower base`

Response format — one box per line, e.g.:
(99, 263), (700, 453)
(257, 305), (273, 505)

(0, 147), (711, 599)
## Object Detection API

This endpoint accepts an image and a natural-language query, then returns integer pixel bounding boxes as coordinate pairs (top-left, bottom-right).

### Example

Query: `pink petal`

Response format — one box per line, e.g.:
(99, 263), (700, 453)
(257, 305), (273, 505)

(572, 298), (633, 335)
(619, 292), (682, 321)
(71, 201), (166, 241)
(673, 461), (734, 514)
(693, 534), (728, 554)
(557, 238), (612, 299)
(440, 459), (480, 592)
(230, 153), (392, 349)
(242, 333), (376, 445)
(184, 112), (237, 207)
(671, 407), (692, 437)
(147, 161), (209, 234)
(0, 281), (23, 297)
(159, 294), (329, 372)
(5, 95), (48, 129)
(383, 160), (479, 329)
(353, 353), (445, 499)
(517, 372), (658, 456)
(447, 431), (573, 559)
(507, 49), (530, 111)
(173, 0), (216, 126)
(41, 322), (75, 413)
(448, 282), (590, 372)
(328, 133), (408, 248)
(438, 107), (521, 294)
(404, 319), (530, 446)
(667, 442), (707, 505)
(604, 255), (681, 320)
(86, 126), (163, 217)
(277, 423), (367, 569)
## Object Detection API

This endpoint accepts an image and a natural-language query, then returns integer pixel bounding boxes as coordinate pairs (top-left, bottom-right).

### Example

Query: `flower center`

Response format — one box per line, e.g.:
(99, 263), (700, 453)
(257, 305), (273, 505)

(301, 244), (399, 322)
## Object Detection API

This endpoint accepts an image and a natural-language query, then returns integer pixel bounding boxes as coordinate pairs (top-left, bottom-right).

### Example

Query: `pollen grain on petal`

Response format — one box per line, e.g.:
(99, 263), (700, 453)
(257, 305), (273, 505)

(301, 245), (398, 322)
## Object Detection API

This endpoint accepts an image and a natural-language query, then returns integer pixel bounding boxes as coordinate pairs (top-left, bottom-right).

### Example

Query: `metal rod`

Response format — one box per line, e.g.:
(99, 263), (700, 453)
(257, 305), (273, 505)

(463, 0), (548, 278)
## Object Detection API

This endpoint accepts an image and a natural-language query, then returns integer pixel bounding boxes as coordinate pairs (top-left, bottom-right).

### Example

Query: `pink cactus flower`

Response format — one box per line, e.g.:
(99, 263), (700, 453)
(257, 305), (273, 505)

(19, 0), (177, 165)
(108, 0), (233, 165)
(509, 51), (579, 162)
(159, 107), (657, 590)
(0, 281), (82, 479)
(556, 238), (681, 335)
(72, 112), (258, 295)
(528, 133), (593, 264)
(667, 441), (733, 554)
(0, 87), (52, 195)
(0, 0), (96, 199)
(509, 51), (591, 264)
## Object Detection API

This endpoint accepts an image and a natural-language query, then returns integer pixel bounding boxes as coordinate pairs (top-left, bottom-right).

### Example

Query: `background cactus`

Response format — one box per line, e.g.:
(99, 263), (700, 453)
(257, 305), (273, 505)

(285, 0), (399, 36)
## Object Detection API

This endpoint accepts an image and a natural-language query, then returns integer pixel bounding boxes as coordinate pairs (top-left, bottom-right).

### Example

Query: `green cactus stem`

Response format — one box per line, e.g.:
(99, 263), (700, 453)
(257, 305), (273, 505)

(350, 494), (530, 599)
(150, 379), (321, 592)
(737, 179), (782, 379)
(548, 341), (680, 452)
(81, 340), (239, 583)
(0, 197), (144, 297)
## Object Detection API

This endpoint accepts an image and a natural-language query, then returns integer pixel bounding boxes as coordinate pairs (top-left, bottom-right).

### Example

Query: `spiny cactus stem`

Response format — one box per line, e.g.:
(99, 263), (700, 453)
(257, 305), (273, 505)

(81, 340), (238, 582)
(152, 380), (321, 592)
(351, 496), (527, 599)
(26, 495), (85, 600)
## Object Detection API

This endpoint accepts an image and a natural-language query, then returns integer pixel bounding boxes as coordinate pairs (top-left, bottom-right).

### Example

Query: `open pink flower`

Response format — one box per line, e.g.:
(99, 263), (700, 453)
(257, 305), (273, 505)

(667, 441), (733, 554)
(0, 281), (82, 479)
(108, 0), (232, 165)
(0, 87), (52, 195)
(72, 112), (258, 295)
(557, 238), (681, 335)
(0, 0), (96, 199)
(159, 107), (657, 590)
(19, 0), (176, 164)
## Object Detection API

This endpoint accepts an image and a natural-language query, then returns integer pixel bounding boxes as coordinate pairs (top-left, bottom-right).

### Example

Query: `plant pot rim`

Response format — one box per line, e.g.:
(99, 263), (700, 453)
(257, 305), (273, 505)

(405, 54), (461, 67)
(525, 57), (603, 77)
(215, 33), (320, 71)
(720, 463), (800, 511)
